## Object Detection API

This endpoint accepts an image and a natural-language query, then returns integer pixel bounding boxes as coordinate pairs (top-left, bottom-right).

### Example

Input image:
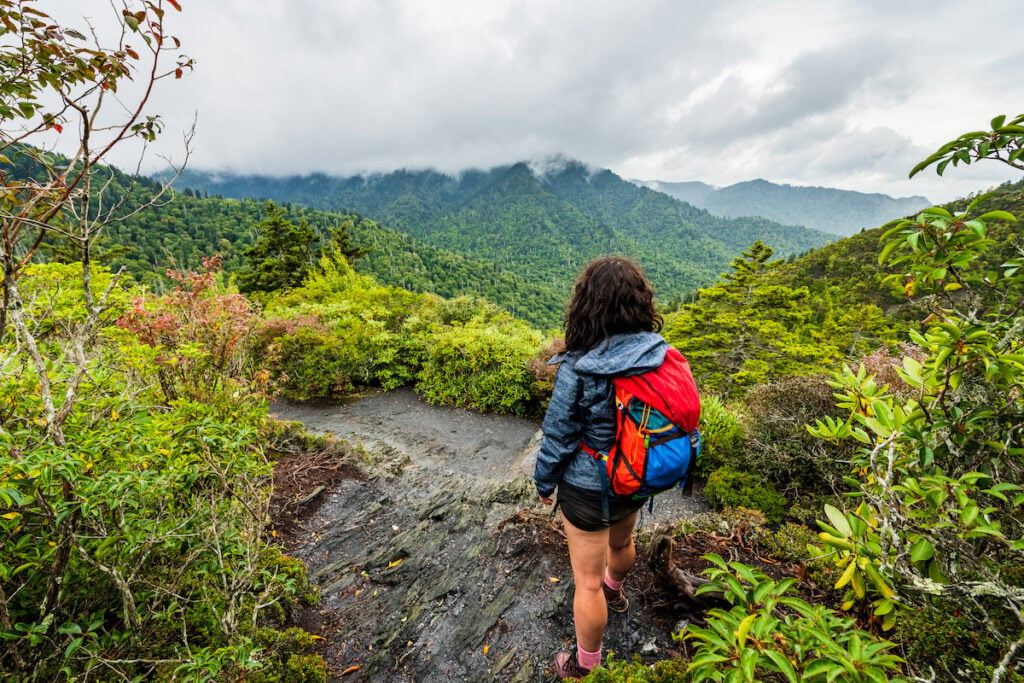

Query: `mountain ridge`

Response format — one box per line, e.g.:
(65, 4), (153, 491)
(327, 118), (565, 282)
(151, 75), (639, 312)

(637, 177), (931, 236)
(168, 158), (837, 313)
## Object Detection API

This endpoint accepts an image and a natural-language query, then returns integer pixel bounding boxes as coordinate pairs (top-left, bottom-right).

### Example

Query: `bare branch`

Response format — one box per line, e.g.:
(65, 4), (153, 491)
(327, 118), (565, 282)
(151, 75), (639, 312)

(993, 637), (1024, 683)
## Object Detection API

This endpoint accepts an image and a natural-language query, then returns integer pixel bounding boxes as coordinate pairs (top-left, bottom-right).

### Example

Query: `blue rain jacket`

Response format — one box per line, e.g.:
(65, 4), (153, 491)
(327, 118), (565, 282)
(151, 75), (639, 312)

(533, 331), (669, 497)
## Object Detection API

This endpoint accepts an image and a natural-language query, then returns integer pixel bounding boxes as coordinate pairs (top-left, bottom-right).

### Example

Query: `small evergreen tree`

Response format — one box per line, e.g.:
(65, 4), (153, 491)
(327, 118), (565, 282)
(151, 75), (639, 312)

(665, 241), (841, 395)
(329, 217), (372, 262)
(236, 201), (319, 293)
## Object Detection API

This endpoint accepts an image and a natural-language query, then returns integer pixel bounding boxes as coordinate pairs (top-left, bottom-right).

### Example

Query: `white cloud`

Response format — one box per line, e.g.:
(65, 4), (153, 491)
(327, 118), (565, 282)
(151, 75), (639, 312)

(51, 0), (1024, 202)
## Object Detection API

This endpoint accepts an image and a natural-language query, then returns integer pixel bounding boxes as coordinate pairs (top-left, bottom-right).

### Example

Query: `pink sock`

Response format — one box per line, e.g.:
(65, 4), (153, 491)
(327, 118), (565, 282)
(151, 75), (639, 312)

(604, 572), (624, 591)
(576, 643), (601, 670)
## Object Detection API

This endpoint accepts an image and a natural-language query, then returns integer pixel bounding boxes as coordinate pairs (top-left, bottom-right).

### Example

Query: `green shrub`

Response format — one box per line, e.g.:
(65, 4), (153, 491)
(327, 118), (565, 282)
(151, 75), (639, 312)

(757, 522), (835, 594)
(281, 654), (330, 683)
(0, 264), (318, 679)
(265, 325), (363, 398)
(693, 377), (856, 506)
(702, 467), (789, 524)
(786, 491), (845, 528)
(244, 628), (328, 683)
(416, 319), (544, 415)
(757, 522), (817, 565)
(257, 261), (546, 403)
(420, 294), (511, 327)
(0, 392), (312, 678)
(695, 394), (745, 476)
(892, 600), (1011, 681)
(524, 336), (562, 414)
(116, 256), (258, 404)
(737, 375), (858, 497)
(257, 256), (432, 397)
(684, 555), (903, 681)
(584, 654), (691, 681)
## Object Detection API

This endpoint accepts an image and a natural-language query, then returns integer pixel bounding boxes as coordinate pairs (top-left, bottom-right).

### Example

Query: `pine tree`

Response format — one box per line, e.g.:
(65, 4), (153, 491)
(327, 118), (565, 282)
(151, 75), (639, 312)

(235, 202), (319, 293)
(664, 241), (840, 395)
(329, 218), (372, 262)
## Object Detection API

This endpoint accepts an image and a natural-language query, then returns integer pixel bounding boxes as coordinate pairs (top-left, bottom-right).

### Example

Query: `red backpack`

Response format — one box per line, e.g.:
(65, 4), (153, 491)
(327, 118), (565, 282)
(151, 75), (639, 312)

(583, 347), (701, 499)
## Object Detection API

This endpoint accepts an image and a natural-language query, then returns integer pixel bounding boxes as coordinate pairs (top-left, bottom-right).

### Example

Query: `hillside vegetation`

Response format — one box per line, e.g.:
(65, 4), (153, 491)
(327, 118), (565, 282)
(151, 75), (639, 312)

(28, 155), (851, 331)
(644, 177), (931, 236)
(773, 177), (1024, 316)
(170, 158), (835, 318)
(20, 159), (568, 329)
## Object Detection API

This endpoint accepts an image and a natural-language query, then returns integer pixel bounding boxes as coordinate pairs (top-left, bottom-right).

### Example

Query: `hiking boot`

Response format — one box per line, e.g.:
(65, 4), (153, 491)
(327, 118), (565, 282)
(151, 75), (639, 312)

(602, 581), (629, 613)
(554, 650), (593, 680)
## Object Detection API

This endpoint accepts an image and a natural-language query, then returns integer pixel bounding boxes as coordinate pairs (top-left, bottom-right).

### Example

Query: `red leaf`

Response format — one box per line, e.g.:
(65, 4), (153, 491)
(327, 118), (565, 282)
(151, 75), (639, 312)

(174, 68), (183, 79)
(167, 0), (181, 9)
(53, 123), (63, 133)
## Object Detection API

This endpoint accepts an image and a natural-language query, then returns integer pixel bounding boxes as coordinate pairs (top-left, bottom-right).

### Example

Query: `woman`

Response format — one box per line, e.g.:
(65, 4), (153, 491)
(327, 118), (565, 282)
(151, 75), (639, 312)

(534, 256), (669, 679)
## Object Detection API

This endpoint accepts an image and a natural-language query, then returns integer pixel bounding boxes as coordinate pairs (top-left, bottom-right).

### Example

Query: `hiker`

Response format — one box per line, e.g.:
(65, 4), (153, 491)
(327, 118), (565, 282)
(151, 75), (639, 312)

(534, 256), (681, 679)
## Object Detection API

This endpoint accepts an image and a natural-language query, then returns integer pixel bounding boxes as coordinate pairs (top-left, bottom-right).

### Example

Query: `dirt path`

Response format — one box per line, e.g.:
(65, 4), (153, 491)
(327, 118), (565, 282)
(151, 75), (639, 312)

(270, 389), (708, 682)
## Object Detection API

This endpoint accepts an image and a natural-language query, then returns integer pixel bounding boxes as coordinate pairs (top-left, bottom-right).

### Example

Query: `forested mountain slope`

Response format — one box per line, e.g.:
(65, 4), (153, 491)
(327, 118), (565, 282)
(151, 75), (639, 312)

(137, 198), (563, 326)
(654, 176), (1024, 399)
(23, 163), (567, 327)
(770, 178), (1024, 314)
(642, 177), (930, 236)
(169, 158), (836, 308)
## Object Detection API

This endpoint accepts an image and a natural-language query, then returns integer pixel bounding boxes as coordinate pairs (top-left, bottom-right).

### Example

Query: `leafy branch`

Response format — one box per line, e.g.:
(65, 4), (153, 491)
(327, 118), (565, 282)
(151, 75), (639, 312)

(910, 114), (1024, 178)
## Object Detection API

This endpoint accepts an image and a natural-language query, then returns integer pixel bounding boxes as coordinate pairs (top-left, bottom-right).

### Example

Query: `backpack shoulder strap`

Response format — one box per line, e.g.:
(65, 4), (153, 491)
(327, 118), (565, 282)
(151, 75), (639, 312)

(615, 347), (700, 432)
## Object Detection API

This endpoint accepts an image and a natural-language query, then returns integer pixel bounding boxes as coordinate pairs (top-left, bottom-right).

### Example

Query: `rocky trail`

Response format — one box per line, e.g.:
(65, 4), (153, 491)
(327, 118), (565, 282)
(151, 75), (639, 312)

(269, 389), (710, 682)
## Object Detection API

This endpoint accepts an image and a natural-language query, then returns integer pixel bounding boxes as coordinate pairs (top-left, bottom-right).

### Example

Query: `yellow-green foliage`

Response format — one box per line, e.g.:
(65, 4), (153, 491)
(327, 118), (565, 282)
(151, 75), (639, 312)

(259, 257), (428, 397)
(257, 255), (548, 414)
(416, 317), (544, 415)
(684, 555), (902, 681)
(702, 468), (789, 524)
(694, 394), (745, 476)
(17, 261), (133, 326)
(582, 655), (692, 681)
(242, 628), (329, 683)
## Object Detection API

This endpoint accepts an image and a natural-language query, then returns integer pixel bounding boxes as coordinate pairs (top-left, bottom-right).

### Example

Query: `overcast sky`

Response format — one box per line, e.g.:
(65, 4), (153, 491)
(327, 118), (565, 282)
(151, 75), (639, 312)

(65, 0), (1023, 204)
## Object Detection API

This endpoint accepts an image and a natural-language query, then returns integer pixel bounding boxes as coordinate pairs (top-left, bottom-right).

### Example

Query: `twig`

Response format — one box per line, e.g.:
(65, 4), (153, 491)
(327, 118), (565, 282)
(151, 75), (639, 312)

(992, 636), (1024, 683)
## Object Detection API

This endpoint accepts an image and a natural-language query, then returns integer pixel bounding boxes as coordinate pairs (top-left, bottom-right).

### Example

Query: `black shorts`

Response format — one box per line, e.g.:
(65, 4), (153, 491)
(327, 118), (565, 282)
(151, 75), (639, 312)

(557, 482), (645, 532)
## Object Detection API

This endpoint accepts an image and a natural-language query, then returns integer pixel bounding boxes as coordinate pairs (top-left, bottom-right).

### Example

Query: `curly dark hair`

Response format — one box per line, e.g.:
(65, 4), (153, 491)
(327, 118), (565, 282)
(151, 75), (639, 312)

(564, 256), (662, 353)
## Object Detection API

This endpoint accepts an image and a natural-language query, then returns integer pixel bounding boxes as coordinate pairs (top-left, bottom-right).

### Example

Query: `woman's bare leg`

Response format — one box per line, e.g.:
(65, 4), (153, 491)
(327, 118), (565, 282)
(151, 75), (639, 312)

(561, 513), (609, 652)
(606, 510), (639, 582)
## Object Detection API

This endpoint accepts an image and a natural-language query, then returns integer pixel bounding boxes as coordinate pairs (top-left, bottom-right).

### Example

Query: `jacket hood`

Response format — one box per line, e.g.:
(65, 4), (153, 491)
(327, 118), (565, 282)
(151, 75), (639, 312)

(573, 331), (668, 377)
